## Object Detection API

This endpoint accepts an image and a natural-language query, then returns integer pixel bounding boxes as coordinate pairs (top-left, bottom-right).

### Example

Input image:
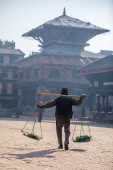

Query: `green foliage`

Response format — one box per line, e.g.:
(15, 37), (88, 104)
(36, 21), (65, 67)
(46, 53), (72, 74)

(75, 135), (92, 142)
(25, 133), (40, 140)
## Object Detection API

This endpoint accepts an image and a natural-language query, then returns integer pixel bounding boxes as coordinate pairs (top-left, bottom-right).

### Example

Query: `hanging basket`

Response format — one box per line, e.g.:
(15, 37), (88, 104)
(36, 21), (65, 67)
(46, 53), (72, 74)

(23, 132), (41, 140)
(73, 135), (92, 142)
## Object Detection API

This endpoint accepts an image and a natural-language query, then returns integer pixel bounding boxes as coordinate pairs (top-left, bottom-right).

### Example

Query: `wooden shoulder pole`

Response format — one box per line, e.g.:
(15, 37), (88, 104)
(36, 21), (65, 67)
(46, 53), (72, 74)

(38, 93), (80, 98)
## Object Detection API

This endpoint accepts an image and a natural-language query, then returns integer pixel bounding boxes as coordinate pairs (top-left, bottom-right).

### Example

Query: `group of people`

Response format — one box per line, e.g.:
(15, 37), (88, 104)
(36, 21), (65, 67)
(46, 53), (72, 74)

(37, 88), (87, 150)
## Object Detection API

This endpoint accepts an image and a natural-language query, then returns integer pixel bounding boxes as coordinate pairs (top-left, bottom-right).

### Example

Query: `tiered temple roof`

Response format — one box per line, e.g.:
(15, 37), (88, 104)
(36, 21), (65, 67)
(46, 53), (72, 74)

(23, 9), (109, 56)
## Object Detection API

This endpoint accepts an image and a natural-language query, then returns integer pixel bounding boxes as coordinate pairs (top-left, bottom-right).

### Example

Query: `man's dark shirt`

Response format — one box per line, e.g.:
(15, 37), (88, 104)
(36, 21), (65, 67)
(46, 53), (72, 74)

(55, 96), (75, 118)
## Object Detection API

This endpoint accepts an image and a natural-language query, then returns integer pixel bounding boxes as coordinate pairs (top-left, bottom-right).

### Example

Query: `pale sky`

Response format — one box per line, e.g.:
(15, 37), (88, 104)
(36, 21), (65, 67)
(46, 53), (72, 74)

(0, 0), (113, 56)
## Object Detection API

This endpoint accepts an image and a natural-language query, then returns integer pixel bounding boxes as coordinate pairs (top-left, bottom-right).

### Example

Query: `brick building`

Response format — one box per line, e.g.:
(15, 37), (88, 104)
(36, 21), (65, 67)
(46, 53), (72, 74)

(0, 40), (24, 116)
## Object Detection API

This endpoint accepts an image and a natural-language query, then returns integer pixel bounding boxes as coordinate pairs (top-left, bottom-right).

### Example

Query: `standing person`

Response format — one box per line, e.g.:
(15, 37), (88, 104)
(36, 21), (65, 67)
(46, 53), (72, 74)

(37, 88), (87, 150)
(37, 101), (44, 122)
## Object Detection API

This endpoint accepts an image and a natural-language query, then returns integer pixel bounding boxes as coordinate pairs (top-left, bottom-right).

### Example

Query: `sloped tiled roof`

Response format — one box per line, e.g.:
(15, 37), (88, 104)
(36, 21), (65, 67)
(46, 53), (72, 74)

(23, 14), (109, 38)
(81, 50), (105, 59)
(45, 15), (108, 31)
(79, 55), (113, 73)
(0, 48), (24, 55)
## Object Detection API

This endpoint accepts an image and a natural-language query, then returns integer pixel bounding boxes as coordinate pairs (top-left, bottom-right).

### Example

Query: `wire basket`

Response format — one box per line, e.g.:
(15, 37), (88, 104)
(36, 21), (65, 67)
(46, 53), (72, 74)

(23, 132), (41, 140)
(73, 135), (92, 142)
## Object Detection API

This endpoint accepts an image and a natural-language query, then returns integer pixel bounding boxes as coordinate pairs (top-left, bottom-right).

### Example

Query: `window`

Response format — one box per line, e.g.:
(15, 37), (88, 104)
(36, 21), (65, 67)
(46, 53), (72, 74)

(25, 71), (30, 79)
(0, 56), (3, 64)
(8, 70), (13, 79)
(48, 69), (60, 79)
(10, 56), (17, 64)
(13, 71), (18, 79)
(7, 83), (12, 94)
(34, 69), (39, 79)
(0, 82), (3, 94)
(4, 68), (8, 78)
(4, 56), (10, 65)
(10, 68), (18, 79)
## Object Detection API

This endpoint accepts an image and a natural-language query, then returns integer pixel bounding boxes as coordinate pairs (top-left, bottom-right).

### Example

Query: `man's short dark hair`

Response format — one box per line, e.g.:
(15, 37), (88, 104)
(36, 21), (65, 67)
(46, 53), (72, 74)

(61, 88), (68, 95)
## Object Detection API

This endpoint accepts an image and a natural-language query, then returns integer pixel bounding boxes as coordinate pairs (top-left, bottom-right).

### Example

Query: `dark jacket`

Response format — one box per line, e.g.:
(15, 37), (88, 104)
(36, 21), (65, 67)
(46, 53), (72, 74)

(39, 96), (83, 118)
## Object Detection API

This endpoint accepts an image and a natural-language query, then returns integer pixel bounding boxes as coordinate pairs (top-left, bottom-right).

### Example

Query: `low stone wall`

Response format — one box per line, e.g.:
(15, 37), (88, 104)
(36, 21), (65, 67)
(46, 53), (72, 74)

(0, 109), (12, 117)
(93, 111), (113, 123)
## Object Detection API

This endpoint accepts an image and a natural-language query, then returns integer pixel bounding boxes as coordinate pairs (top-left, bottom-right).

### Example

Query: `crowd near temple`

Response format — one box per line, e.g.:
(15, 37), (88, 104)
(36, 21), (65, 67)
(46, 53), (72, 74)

(0, 9), (113, 122)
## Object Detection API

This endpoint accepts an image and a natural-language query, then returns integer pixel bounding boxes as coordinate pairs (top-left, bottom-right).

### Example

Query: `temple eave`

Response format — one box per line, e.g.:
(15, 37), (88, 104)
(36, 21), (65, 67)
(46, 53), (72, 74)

(39, 41), (89, 48)
(22, 25), (109, 40)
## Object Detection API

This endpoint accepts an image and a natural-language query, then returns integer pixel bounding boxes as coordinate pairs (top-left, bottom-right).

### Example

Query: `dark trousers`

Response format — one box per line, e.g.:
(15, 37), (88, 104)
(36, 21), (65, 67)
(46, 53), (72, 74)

(56, 116), (70, 146)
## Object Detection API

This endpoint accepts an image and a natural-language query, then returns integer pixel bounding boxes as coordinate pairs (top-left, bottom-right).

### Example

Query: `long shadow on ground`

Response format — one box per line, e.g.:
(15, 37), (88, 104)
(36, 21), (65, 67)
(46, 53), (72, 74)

(1, 148), (87, 160)
(8, 149), (57, 159)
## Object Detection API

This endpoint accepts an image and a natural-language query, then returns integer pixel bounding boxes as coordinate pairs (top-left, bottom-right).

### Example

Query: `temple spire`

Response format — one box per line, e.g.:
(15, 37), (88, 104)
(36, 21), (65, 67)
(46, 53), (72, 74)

(63, 7), (66, 16)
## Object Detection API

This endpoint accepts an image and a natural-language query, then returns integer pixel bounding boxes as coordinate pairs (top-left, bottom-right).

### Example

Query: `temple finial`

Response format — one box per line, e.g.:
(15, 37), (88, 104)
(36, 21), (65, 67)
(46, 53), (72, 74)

(63, 7), (66, 16)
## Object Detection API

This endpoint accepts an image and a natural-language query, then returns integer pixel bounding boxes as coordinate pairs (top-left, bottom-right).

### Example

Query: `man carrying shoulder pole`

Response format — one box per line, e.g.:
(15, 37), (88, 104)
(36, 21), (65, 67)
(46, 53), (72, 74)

(37, 88), (87, 150)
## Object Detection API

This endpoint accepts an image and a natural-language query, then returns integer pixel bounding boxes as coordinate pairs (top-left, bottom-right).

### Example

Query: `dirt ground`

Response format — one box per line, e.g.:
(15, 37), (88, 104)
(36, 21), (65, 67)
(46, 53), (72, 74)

(0, 118), (113, 170)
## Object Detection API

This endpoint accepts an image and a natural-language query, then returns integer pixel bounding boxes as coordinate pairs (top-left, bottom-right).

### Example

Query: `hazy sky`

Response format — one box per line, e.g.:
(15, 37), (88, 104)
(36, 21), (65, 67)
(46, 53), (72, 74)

(0, 0), (113, 56)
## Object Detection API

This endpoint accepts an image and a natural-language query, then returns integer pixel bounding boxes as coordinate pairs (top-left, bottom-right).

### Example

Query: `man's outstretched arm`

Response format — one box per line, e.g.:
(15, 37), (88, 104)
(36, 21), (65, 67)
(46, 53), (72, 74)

(37, 100), (56, 109)
(72, 94), (87, 106)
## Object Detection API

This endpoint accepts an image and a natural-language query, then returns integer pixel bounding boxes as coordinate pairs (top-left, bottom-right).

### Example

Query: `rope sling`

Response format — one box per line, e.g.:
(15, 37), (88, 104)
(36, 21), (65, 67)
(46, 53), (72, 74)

(21, 112), (43, 138)
(72, 106), (92, 142)
(21, 95), (43, 140)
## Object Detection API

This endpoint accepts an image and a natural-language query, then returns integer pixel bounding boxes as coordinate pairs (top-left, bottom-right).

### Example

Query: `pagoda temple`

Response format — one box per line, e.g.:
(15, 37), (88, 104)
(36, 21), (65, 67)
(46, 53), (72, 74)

(17, 9), (109, 114)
